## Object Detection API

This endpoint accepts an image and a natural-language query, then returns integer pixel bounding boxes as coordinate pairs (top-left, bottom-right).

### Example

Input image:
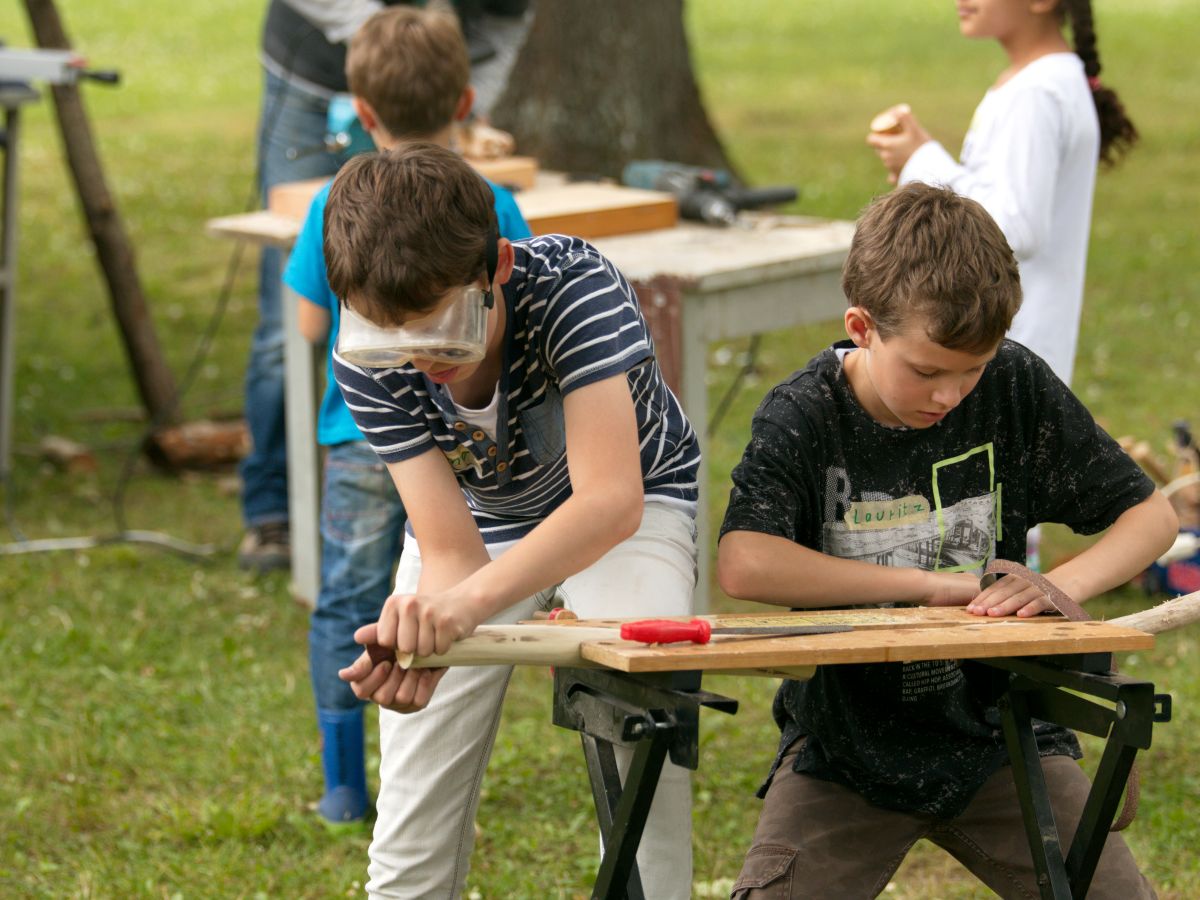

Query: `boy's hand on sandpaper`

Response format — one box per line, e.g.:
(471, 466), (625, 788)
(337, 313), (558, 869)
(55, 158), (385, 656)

(965, 572), (1059, 618)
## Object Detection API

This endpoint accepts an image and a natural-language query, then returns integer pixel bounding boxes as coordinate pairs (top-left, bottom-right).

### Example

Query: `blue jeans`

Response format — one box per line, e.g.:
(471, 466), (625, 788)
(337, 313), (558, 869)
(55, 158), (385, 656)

(240, 69), (344, 527)
(310, 441), (407, 711)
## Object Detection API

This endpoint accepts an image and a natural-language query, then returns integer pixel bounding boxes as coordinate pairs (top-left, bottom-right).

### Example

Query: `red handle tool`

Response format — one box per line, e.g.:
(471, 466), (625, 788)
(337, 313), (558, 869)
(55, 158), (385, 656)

(619, 618), (713, 644)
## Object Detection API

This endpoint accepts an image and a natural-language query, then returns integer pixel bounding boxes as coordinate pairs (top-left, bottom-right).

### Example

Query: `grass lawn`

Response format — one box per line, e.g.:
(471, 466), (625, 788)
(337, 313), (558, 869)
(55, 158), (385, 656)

(1, 0), (1197, 896)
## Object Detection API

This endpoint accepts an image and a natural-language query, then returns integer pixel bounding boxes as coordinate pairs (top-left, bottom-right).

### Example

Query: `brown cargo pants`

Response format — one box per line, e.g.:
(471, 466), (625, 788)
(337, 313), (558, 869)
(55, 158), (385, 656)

(731, 745), (1155, 899)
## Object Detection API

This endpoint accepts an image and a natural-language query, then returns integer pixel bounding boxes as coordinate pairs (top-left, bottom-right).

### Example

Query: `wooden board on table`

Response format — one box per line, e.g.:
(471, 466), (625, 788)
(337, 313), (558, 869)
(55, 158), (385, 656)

(206, 210), (300, 249)
(266, 171), (675, 240)
(533, 608), (976, 631)
(265, 156), (540, 220)
(470, 155), (538, 190)
(565, 611), (1155, 674)
(268, 177), (333, 220)
(516, 183), (678, 238)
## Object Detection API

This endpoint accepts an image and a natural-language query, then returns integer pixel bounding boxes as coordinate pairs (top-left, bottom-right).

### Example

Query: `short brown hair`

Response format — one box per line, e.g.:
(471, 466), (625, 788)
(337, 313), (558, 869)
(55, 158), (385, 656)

(346, 6), (469, 139)
(841, 184), (1022, 353)
(324, 142), (498, 324)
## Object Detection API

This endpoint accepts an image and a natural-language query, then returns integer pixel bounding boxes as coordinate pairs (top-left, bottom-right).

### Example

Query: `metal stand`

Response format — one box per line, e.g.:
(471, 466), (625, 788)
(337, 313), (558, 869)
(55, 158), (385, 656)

(553, 667), (737, 900)
(0, 84), (40, 488)
(985, 654), (1172, 900)
(557, 657), (1169, 900)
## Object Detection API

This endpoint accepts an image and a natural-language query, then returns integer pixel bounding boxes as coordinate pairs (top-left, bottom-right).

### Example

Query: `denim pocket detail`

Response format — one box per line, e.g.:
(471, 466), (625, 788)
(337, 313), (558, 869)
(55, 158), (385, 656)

(322, 451), (404, 546)
(731, 845), (798, 899)
(517, 385), (566, 465)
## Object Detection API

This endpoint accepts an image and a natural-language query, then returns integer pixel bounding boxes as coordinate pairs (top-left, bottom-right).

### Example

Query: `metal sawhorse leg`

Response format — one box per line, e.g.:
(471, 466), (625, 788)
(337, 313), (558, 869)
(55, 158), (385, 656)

(986, 655), (1172, 899)
(553, 667), (737, 900)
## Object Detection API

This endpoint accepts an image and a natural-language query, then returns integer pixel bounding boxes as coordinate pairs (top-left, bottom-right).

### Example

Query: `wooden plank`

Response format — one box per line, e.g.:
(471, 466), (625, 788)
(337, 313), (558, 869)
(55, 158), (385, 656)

(400, 610), (1154, 677)
(266, 177), (328, 221)
(395, 624), (617, 670)
(515, 183), (678, 238)
(531, 608), (976, 631)
(589, 218), (856, 292)
(206, 211), (299, 249)
(579, 619), (1155, 674)
(265, 175), (677, 240)
(470, 155), (538, 190)
(266, 158), (539, 221)
(396, 623), (814, 678)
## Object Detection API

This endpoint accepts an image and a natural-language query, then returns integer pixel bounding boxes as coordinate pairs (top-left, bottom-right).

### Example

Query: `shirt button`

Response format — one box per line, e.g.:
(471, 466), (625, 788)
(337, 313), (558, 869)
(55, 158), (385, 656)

(496, 461), (508, 472)
(472, 430), (486, 441)
(486, 446), (497, 457)
(453, 421), (467, 431)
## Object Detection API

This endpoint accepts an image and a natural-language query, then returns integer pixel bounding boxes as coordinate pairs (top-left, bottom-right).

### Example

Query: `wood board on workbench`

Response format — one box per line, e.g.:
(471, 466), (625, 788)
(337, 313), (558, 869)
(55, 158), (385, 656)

(541, 608), (975, 631)
(554, 609), (1156, 674)
(471, 155), (539, 190)
(266, 156), (540, 219)
(266, 172), (677, 240)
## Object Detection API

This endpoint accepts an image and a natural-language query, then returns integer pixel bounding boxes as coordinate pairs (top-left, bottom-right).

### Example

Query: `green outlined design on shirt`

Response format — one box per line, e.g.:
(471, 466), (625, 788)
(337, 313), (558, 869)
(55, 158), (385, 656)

(443, 445), (481, 475)
(931, 442), (1001, 572)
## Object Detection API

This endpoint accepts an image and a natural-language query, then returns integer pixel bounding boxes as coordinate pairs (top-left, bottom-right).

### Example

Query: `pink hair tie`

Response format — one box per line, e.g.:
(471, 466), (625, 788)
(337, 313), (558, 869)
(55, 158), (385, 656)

(1087, 75), (1102, 91)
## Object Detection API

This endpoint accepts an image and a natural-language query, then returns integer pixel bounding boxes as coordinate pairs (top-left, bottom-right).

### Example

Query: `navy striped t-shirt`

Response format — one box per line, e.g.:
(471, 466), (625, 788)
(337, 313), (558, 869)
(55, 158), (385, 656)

(333, 235), (700, 545)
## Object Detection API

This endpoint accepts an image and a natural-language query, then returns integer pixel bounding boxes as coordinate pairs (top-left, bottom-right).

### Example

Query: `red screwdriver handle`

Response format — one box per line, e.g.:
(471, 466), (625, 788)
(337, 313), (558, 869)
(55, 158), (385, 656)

(619, 618), (712, 644)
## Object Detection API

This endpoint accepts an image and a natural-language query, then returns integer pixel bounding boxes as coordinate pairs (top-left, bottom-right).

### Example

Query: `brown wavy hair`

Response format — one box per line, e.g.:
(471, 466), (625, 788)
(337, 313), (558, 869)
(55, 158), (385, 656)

(324, 143), (497, 324)
(842, 184), (1022, 354)
(346, 5), (469, 139)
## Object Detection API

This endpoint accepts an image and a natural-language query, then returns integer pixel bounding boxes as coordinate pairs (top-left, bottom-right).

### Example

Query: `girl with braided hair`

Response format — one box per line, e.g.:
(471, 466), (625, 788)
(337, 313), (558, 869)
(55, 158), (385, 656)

(867, 0), (1136, 389)
(867, 0), (1136, 573)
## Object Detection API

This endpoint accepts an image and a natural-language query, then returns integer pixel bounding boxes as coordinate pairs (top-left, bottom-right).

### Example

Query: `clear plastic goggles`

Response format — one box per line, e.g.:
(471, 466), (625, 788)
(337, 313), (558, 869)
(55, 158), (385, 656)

(337, 286), (491, 368)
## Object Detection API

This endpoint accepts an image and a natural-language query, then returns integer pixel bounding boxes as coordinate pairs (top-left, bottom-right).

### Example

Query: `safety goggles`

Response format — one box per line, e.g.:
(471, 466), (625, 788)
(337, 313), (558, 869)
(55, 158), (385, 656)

(337, 285), (492, 367)
(336, 227), (500, 369)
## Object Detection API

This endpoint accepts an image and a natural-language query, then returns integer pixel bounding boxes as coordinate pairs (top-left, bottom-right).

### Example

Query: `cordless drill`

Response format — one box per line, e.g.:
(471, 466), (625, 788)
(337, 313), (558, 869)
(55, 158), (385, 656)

(621, 160), (799, 226)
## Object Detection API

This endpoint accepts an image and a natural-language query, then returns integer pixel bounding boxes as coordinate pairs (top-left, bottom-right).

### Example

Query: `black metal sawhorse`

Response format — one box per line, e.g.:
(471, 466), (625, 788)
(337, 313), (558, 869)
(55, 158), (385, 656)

(553, 666), (736, 900)
(555, 655), (1170, 900)
(985, 654), (1171, 900)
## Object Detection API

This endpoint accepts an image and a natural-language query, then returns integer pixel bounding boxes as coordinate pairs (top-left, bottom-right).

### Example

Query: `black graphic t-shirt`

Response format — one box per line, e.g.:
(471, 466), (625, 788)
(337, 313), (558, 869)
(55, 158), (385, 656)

(720, 339), (1154, 818)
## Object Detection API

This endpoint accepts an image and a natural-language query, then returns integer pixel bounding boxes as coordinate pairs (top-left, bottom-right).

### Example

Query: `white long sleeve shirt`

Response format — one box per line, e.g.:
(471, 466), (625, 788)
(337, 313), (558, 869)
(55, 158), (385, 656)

(900, 53), (1099, 385)
(280, 0), (382, 43)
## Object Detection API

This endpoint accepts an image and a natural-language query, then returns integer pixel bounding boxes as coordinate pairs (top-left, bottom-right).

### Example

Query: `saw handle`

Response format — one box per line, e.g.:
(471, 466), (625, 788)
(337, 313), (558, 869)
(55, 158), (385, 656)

(619, 618), (712, 645)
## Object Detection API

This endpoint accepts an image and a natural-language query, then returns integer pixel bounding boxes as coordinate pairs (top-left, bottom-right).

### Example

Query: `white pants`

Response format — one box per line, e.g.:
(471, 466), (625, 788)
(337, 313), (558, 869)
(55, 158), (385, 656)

(367, 503), (698, 899)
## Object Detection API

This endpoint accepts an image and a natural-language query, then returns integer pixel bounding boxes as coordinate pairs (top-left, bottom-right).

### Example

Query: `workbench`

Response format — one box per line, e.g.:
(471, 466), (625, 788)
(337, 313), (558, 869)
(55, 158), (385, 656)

(528, 608), (1169, 900)
(206, 201), (853, 606)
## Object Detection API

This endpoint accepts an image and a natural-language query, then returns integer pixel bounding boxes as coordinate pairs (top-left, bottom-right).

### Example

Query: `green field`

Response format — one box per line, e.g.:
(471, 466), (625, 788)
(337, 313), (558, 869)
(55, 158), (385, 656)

(0, 1), (1197, 896)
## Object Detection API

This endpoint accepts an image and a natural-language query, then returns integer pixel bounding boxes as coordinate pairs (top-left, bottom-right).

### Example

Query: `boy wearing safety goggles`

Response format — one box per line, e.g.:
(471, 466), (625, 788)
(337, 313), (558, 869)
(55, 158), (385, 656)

(281, 6), (532, 828)
(327, 142), (701, 898)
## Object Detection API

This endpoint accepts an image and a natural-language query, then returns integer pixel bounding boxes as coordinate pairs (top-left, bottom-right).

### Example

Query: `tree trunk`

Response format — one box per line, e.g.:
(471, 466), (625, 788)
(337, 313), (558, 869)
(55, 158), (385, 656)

(23, 0), (179, 425)
(491, 0), (732, 178)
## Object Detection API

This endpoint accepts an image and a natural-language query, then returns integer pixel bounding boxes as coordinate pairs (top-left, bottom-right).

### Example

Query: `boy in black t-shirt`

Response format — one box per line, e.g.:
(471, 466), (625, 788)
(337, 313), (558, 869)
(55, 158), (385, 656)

(719, 184), (1176, 899)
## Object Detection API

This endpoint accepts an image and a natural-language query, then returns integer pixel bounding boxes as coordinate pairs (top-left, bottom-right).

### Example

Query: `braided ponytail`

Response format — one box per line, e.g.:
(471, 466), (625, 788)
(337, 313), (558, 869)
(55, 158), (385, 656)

(1064, 0), (1137, 165)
